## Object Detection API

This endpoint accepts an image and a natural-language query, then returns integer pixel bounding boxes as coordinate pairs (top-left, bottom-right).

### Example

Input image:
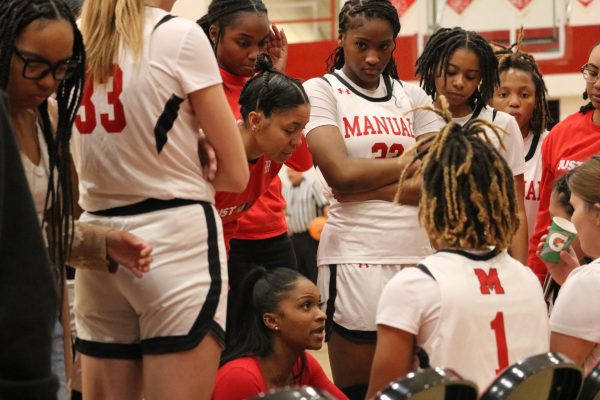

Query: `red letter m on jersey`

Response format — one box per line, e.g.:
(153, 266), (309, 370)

(474, 268), (505, 295)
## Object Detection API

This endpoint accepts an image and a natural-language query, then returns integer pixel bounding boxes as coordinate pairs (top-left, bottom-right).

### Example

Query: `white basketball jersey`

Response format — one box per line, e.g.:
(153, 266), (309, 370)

(420, 249), (549, 391)
(309, 72), (440, 265)
(72, 8), (221, 212)
(523, 131), (548, 240)
(453, 106), (526, 177)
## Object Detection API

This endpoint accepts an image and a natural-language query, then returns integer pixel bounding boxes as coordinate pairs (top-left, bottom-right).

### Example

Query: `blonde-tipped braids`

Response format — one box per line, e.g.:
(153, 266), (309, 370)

(395, 96), (519, 250)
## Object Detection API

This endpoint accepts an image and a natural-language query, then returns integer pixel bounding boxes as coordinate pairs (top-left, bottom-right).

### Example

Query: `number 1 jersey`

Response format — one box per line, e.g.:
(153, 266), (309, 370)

(377, 249), (549, 390)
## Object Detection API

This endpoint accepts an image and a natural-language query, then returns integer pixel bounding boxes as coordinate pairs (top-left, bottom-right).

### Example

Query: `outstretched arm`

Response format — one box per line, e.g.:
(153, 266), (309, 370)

(69, 223), (152, 278)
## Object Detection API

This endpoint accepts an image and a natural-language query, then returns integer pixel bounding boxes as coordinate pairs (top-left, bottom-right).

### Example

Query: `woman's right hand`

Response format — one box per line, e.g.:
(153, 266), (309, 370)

(536, 232), (579, 285)
(106, 231), (153, 278)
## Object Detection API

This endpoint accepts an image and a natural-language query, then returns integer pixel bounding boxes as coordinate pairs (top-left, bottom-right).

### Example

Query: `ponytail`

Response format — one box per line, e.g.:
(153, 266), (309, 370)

(80, 0), (145, 82)
(239, 54), (308, 120)
(222, 267), (301, 365)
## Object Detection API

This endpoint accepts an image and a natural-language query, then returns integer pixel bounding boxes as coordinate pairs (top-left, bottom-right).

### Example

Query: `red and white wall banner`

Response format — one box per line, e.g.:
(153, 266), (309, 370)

(577, 0), (594, 6)
(390, 0), (416, 16)
(447, 0), (474, 15)
(508, 0), (533, 10)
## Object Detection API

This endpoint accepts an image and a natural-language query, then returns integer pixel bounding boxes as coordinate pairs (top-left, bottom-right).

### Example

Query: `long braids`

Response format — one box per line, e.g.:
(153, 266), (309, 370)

(416, 27), (499, 108)
(493, 30), (551, 137)
(0, 0), (86, 289)
(327, 0), (401, 79)
(395, 96), (519, 250)
(197, 0), (268, 50)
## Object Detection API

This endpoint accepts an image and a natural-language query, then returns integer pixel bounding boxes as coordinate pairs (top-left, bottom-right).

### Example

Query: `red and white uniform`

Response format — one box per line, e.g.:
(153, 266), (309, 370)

(73, 10), (220, 212)
(304, 70), (442, 266)
(377, 249), (549, 390)
(71, 8), (228, 357)
(217, 68), (313, 247)
(215, 148), (310, 252)
(303, 70), (444, 334)
(523, 131), (548, 240)
(528, 110), (600, 282)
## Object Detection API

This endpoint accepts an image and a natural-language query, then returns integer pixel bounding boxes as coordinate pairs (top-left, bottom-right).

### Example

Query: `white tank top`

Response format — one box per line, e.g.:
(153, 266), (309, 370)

(309, 71), (437, 264)
(420, 250), (549, 389)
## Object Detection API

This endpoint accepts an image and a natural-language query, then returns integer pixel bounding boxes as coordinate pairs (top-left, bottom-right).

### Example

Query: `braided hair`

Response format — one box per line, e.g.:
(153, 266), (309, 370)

(416, 27), (499, 109)
(395, 96), (519, 250)
(0, 0), (86, 288)
(197, 0), (268, 50)
(493, 31), (551, 137)
(327, 0), (401, 79)
(239, 54), (308, 121)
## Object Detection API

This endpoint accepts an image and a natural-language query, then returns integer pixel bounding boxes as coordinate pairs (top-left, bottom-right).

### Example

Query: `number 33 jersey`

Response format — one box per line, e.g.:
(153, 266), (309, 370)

(377, 249), (550, 390)
(72, 8), (222, 212)
(303, 70), (444, 265)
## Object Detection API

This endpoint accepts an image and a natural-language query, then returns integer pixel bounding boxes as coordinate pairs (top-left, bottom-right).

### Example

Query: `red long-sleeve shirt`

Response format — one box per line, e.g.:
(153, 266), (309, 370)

(528, 109), (600, 282)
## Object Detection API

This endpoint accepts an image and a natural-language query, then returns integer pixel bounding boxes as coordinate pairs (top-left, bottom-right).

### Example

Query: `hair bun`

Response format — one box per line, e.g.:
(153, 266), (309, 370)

(254, 53), (274, 74)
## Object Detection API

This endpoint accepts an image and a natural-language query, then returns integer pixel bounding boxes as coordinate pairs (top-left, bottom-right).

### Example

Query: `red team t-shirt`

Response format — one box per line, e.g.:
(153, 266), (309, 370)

(216, 68), (313, 251)
(528, 109), (600, 282)
(212, 353), (347, 400)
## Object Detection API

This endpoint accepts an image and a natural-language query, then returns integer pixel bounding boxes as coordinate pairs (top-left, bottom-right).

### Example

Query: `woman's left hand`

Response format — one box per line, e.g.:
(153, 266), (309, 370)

(536, 232), (580, 285)
(266, 24), (288, 72)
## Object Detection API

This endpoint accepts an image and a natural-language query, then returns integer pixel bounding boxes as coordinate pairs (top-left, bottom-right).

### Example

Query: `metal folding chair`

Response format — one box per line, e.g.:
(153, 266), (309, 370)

(373, 367), (478, 400)
(480, 352), (583, 400)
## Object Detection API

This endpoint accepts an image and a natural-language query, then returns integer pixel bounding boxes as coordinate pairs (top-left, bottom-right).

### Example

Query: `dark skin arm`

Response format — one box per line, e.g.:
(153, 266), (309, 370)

(329, 133), (435, 204)
(367, 325), (415, 399)
(307, 126), (436, 194)
(332, 162), (422, 205)
(510, 175), (528, 265)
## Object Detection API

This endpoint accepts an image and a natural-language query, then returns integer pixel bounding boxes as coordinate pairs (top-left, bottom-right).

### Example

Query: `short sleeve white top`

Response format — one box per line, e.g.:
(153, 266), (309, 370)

(72, 7), (222, 211)
(550, 259), (600, 371)
(453, 106), (526, 176)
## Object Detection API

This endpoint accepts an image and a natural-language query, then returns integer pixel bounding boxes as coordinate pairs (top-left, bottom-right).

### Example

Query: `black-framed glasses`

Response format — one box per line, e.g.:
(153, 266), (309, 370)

(581, 64), (599, 83)
(13, 47), (78, 81)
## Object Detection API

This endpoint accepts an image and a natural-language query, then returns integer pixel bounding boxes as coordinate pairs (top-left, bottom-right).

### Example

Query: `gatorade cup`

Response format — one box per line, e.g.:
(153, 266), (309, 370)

(540, 217), (577, 264)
